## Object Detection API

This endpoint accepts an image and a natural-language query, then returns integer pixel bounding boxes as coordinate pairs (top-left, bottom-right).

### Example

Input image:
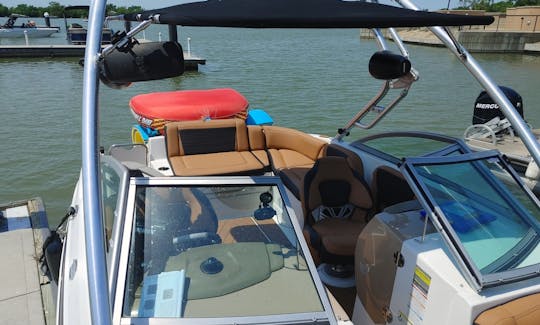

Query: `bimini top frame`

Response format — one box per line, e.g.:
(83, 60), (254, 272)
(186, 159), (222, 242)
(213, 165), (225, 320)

(82, 1), (111, 324)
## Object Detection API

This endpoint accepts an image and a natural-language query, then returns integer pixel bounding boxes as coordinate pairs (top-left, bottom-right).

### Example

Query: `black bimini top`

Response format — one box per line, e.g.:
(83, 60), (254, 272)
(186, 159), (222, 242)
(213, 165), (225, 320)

(123, 0), (494, 28)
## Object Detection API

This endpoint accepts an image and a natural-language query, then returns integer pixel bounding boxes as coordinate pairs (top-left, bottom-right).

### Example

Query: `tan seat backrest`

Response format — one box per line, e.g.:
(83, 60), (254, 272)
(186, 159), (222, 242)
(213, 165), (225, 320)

(165, 118), (248, 157)
(325, 143), (364, 176)
(262, 125), (326, 161)
(247, 125), (266, 151)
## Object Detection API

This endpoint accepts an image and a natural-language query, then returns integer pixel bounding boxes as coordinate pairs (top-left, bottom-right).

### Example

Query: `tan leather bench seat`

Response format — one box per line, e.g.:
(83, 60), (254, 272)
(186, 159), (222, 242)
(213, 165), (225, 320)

(168, 151), (266, 176)
(262, 125), (327, 197)
(164, 119), (335, 194)
(165, 119), (269, 176)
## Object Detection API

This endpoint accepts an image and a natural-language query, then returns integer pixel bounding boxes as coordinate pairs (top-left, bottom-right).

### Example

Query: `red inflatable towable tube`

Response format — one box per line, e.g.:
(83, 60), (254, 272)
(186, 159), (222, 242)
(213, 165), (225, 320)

(129, 88), (249, 132)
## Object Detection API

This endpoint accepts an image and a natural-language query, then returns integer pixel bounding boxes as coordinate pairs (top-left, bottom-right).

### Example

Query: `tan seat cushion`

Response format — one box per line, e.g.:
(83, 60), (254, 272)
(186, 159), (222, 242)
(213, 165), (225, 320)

(270, 148), (315, 197)
(250, 149), (270, 168)
(262, 126), (327, 196)
(169, 151), (266, 176)
(267, 149), (316, 170)
(312, 218), (365, 256)
(474, 293), (540, 325)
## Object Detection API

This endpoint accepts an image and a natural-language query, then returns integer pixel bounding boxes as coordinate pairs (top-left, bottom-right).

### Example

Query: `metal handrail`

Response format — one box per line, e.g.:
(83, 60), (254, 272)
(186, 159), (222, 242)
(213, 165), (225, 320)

(335, 18), (418, 140)
(336, 73), (415, 140)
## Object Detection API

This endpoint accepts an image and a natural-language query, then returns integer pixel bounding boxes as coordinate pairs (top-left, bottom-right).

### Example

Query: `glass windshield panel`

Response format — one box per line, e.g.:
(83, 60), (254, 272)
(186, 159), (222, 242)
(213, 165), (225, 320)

(122, 184), (324, 319)
(413, 156), (540, 276)
(359, 135), (461, 160)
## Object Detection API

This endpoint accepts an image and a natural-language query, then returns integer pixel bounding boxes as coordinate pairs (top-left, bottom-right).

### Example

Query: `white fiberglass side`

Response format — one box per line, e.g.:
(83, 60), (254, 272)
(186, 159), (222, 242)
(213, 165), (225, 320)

(57, 175), (92, 325)
(391, 233), (540, 325)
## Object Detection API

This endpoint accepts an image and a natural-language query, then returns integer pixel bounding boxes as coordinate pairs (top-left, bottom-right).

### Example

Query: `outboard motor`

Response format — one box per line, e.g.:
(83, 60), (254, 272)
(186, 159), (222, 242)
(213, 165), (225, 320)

(472, 86), (523, 125)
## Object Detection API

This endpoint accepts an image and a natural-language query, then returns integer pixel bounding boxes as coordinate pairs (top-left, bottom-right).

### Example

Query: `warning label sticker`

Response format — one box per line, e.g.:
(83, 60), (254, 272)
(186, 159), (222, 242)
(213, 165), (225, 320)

(407, 266), (431, 324)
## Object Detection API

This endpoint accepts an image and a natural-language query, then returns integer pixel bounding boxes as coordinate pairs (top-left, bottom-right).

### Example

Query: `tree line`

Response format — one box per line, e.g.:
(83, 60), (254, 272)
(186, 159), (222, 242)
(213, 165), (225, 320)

(0, 2), (143, 18)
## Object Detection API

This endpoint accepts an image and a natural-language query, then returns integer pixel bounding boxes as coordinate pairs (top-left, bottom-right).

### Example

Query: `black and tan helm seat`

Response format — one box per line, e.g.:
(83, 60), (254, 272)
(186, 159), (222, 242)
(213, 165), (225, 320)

(302, 156), (372, 265)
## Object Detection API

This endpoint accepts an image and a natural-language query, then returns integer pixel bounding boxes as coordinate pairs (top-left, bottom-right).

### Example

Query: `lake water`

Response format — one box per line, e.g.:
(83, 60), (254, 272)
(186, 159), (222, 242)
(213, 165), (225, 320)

(2, 20), (540, 225)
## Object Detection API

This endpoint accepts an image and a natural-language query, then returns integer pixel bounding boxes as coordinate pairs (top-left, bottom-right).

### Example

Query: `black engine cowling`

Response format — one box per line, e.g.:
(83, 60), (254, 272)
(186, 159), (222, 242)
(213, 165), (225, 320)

(472, 86), (523, 125)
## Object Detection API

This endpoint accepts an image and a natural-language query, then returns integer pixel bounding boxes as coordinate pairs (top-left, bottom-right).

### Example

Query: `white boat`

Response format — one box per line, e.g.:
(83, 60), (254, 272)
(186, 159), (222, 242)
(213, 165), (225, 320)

(9, 0), (540, 324)
(0, 14), (59, 38)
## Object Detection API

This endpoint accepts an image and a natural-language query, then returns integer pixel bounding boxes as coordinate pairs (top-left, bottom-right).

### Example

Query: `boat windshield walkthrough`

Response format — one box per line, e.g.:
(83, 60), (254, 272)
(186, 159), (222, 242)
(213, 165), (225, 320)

(5, 0), (540, 324)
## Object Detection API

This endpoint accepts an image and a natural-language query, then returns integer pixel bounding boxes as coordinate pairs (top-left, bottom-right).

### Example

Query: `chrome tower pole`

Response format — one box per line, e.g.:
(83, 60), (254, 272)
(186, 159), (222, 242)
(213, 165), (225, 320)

(81, 0), (112, 324)
(395, 0), (540, 169)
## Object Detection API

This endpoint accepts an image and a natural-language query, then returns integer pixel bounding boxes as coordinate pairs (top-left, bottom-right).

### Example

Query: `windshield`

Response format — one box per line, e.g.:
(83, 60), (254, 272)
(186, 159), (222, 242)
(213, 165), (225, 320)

(353, 132), (469, 164)
(404, 152), (540, 288)
(121, 183), (325, 321)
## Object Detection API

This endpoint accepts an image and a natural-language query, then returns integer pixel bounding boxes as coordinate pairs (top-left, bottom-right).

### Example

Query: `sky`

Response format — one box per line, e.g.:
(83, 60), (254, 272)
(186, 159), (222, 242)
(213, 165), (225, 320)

(0, 0), (455, 11)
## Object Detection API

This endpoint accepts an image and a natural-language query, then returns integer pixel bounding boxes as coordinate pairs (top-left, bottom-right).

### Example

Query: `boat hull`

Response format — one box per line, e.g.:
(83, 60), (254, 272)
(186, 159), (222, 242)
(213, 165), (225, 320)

(0, 27), (59, 38)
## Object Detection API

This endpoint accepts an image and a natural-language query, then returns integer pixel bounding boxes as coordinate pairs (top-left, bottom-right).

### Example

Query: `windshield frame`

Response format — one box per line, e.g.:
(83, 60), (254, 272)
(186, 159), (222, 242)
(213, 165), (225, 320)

(112, 175), (335, 324)
(351, 131), (472, 164)
(400, 150), (540, 291)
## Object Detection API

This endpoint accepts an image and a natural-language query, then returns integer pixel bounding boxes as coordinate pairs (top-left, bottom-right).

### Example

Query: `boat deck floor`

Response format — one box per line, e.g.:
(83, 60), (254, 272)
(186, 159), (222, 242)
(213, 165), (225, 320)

(466, 128), (540, 166)
(466, 136), (533, 165)
(0, 198), (54, 325)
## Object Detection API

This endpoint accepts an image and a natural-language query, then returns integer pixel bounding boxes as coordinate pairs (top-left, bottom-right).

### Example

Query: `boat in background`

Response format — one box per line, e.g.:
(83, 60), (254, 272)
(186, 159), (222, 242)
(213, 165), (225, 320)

(464, 86), (540, 194)
(0, 13), (59, 38)
(7, 0), (540, 324)
(63, 6), (112, 45)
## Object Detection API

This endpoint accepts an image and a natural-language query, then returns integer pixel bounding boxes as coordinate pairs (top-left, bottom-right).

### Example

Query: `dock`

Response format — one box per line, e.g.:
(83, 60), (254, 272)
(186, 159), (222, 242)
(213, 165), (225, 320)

(0, 198), (55, 325)
(0, 45), (206, 70)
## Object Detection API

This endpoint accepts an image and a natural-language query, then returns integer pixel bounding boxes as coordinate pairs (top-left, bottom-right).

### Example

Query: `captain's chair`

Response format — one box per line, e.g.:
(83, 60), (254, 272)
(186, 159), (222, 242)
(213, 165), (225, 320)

(302, 156), (373, 280)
